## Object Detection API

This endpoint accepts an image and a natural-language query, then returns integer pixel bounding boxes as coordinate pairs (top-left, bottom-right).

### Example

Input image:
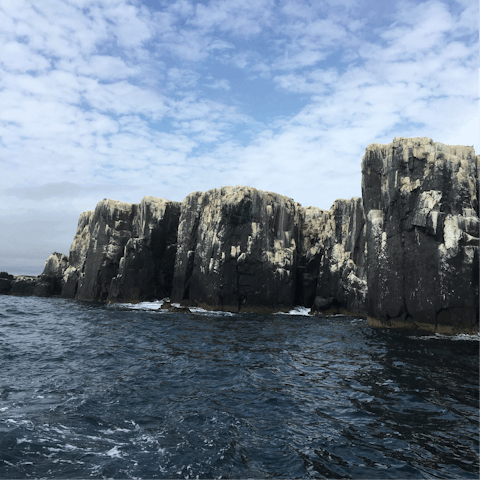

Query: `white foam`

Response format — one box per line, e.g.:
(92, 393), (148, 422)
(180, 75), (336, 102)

(101, 427), (131, 434)
(0, 407), (8, 412)
(106, 446), (122, 458)
(277, 306), (311, 316)
(188, 307), (234, 316)
(409, 333), (480, 341)
(115, 300), (164, 310)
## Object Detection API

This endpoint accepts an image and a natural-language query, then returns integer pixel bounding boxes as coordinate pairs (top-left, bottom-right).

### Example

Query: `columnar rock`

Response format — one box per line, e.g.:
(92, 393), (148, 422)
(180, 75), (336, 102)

(171, 186), (303, 312)
(297, 199), (367, 315)
(62, 210), (94, 298)
(314, 198), (367, 314)
(63, 197), (181, 302)
(296, 206), (329, 307)
(0, 272), (14, 294)
(70, 200), (135, 301)
(36, 252), (69, 296)
(362, 137), (479, 333)
(108, 197), (181, 302)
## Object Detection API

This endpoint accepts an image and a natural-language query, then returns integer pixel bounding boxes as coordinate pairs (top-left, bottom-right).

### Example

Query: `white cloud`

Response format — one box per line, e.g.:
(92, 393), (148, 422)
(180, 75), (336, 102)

(0, 0), (477, 271)
(205, 78), (230, 90)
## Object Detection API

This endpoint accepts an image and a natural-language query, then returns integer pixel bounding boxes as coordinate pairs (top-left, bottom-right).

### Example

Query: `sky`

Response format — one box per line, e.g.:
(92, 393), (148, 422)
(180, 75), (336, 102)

(0, 0), (478, 275)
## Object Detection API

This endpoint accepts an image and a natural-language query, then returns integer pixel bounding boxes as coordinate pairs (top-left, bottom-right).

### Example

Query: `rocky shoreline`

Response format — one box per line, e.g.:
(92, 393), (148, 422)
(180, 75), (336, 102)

(1, 137), (478, 334)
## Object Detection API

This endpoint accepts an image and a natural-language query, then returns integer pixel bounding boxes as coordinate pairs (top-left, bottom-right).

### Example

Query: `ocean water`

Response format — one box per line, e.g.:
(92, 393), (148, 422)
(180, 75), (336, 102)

(0, 296), (478, 479)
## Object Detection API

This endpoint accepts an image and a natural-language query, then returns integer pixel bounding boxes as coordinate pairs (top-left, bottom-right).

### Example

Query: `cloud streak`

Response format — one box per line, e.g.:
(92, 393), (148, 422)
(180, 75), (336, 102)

(0, 0), (477, 273)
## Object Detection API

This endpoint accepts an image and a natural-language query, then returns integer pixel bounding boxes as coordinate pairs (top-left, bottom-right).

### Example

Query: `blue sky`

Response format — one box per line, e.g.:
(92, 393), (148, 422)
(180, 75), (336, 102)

(0, 0), (478, 274)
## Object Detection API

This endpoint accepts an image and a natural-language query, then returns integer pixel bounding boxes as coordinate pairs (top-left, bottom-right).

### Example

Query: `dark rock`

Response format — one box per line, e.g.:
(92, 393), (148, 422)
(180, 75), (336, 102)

(296, 207), (328, 307)
(10, 276), (38, 296)
(63, 197), (181, 302)
(0, 277), (13, 294)
(108, 197), (181, 303)
(362, 137), (479, 334)
(168, 305), (191, 313)
(297, 199), (367, 316)
(313, 296), (334, 309)
(171, 186), (302, 312)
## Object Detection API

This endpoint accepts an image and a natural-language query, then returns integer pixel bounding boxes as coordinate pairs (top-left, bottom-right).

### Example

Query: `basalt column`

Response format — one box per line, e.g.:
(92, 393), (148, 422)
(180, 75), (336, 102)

(362, 137), (479, 334)
(171, 186), (302, 312)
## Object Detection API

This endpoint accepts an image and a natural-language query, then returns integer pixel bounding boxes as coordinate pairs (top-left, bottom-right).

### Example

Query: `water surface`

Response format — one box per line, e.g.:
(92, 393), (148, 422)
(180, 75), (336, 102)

(0, 296), (478, 478)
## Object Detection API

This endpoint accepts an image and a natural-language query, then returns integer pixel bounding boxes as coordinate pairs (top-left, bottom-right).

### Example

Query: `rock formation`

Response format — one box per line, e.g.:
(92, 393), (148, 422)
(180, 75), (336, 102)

(108, 197), (181, 302)
(298, 198), (367, 316)
(362, 137), (479, 334)
(0, 253), (68, 297)
(62, 197), (181, 302)
(171, 186), (303, 312)
(1, 136), (478, 333)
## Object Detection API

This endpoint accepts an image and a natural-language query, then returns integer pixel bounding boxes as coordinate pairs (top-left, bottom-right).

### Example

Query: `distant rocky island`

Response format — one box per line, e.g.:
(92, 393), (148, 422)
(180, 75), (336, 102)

(1, 137), (478, 334)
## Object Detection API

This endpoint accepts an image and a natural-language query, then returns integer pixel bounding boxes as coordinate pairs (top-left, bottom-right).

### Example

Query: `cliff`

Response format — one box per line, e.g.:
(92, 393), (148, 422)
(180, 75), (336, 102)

(362, 137), (479, 334)
(299, 198), (367, 316)
(61, 197), (181, 302)
(171, 186), (303, 312)
(1, 137), (478, 333)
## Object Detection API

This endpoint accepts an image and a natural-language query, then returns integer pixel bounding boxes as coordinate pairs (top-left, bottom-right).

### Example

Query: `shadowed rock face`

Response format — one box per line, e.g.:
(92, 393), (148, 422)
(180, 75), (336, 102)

(362, 137), (479, 333)
(108, 197), (181, 302)
(296, 206), (329, 308)
(296, 199), (366, 315)
(63, 197), (181, 302)
(314, 199), (367, 315)
(171, 186), (303, 312)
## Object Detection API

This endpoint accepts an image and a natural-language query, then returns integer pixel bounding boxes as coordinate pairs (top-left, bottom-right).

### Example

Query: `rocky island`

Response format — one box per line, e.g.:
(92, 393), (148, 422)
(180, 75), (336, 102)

(1, 137), (478, 334)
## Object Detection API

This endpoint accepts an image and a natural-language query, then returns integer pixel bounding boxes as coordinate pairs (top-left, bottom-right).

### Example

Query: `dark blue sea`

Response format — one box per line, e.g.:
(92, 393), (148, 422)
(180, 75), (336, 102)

(0, 296), (478, 479)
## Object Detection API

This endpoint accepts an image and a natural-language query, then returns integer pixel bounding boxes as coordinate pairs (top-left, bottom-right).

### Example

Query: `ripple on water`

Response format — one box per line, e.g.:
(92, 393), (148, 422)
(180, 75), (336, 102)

(0, 295), (478, 479)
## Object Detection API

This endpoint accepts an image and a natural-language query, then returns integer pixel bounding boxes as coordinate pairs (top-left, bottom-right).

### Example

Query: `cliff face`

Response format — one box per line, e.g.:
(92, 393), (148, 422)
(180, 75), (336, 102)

(296, 199), (366, 315)
(62, 197), (181, 302)
(108, 197), (181, 302)
(0, 253), (68, 297)
(2, 136), (478, 333)
(171, 186), (303, 312)
(362, 137), (479, 333)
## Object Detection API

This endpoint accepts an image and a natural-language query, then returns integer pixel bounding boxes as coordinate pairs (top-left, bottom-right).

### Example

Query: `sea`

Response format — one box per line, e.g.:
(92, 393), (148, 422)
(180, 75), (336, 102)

(0, 295), (478, 479)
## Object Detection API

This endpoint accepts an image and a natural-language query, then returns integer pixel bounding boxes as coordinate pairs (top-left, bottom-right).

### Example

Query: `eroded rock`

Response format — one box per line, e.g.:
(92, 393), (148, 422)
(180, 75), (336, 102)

(298, 198), (367, 316)
(108, 197), (181, 302)
(171, 186), (302, 312)
(362, 137), (479, 333)
(62, 197), (181, 302)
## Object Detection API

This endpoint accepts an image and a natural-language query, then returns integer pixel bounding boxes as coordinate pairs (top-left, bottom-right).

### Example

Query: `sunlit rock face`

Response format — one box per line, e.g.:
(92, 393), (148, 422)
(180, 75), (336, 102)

(362, 137), (479, 334)
(295, 199), (367, 316)
(62, 197), (181, 302)
(171, 186), (303, 312)
(37, 252), (69, 296)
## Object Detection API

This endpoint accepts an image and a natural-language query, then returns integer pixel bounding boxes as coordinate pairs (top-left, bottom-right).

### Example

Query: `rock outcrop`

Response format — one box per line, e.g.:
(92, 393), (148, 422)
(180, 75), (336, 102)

(108, 197), (181, 302)
(2, 136), (477, 334)
(62, 197), (181, 302)
(298, 198), (367, 316)
(0, 272), (14, 294)
(0, 253), (69, 297)
(171, 186), (303, 312)
(362, 137), (479, 334)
